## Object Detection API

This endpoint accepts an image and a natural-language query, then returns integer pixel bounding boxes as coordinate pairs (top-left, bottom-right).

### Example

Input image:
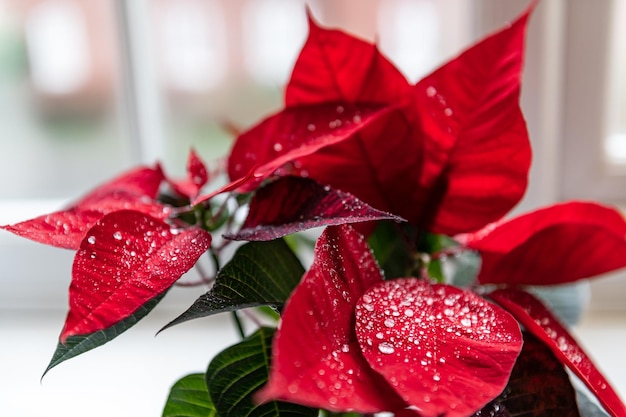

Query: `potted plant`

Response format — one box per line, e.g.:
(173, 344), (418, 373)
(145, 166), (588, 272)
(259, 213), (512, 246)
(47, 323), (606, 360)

(3, 3), (625, 417)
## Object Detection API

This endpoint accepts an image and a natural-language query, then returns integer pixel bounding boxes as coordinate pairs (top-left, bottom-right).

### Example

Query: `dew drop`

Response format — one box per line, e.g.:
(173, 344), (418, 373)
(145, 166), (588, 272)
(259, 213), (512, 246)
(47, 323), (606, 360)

(404, 308), (414, 317)
(307, 123), (316, 131)
(336, 105), (344, 113)
(433, 373), (441, 382)
(273, 143), (283, 152)
(384, 318), (395, 328)
(461, 318), (472, 327)
(378, 342), (395, 355)
(87, 236), (96, 244)
(113, 231), (123, 240)
(426, 86), (437, 97)
(444, 108), (453, 117)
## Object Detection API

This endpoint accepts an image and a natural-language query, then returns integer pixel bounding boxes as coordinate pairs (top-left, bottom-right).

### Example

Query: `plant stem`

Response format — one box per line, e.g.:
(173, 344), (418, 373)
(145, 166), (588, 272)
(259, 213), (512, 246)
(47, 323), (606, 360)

(231, 311), (246, 339)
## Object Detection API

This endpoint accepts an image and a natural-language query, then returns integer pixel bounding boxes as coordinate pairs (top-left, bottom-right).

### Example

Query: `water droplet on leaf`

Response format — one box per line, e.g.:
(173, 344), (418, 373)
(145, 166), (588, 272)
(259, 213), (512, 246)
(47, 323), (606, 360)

(378, 342), (395, 354)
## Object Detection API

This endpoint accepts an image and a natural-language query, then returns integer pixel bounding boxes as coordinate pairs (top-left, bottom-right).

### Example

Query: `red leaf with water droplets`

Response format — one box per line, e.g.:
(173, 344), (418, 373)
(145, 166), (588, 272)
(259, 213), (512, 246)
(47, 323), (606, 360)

(277, 8), (532, 234)
(227, 102), (394, 192)
(169, 149), (209, 198)
(2, 209), (107, 250)
(1, 165), (168, 249)
(283, 14), (425, 226)
(413, 7), (532, 234)
(490, 288), (626, 417)
(61, 210), (211, 342)
(286, 12), (411, 106)
(355, 279), (523, 417)
(256, 225), (407, 413)
(286, 109), (421, 227)
(225, 177), (403, 241)
(462, 201), (626, 285)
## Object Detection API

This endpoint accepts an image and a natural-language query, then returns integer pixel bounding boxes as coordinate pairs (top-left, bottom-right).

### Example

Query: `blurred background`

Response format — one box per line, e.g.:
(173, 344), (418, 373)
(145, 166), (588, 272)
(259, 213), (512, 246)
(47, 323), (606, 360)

(0, 0), (624, 415)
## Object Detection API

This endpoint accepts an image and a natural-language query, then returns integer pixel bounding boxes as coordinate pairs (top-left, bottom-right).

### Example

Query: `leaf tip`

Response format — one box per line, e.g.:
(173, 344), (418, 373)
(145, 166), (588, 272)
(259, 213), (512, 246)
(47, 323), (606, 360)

(305, 5), (321, 32)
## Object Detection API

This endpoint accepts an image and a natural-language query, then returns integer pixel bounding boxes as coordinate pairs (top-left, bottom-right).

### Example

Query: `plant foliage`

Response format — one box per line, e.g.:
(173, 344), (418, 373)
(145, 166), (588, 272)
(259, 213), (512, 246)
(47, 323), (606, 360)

(3, 2), (626, 417)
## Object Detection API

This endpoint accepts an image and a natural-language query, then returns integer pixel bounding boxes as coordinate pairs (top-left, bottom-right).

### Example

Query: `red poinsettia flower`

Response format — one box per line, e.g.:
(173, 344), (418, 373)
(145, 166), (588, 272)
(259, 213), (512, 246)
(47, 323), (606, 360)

(257, 225), (523, 417)
(2, 155), (213, 343)
(228, 5), (533, 235)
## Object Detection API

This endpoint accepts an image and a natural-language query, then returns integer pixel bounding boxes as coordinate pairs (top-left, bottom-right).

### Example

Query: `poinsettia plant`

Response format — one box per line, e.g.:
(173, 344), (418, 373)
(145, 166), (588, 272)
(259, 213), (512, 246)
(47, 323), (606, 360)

(3, 3), (626, 417)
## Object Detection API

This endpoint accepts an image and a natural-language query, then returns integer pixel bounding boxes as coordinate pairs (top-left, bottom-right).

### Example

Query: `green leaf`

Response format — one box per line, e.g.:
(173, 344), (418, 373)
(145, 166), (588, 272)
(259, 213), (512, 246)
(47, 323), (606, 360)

(206, 327), (317, 417)
(367, 221), (413, 279)
(162, 239), (304, 330)
(162, 373), (217, 417)
(43, 294), (164, 377)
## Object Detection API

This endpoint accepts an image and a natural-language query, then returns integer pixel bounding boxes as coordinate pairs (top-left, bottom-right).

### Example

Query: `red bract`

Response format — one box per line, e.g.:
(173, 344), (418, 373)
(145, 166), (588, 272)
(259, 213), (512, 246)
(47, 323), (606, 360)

(256, 224), (406, 413)
(226, 102), (394, 194)
(411, 9), (531, 234)
(460, 201), (626, 285)
(257, 225), (522, 416)
(355, 280), (522, 417)
(1, 165), (168, 249)
(75, 165), (164, 205)
(225, 176), (403, 241)
(286, 12), (410, 105)
(490, 288), (626, 417)
(230, 6), (532, 235)
(169, 149), (209, 198)
(62, 210), (211, 342)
